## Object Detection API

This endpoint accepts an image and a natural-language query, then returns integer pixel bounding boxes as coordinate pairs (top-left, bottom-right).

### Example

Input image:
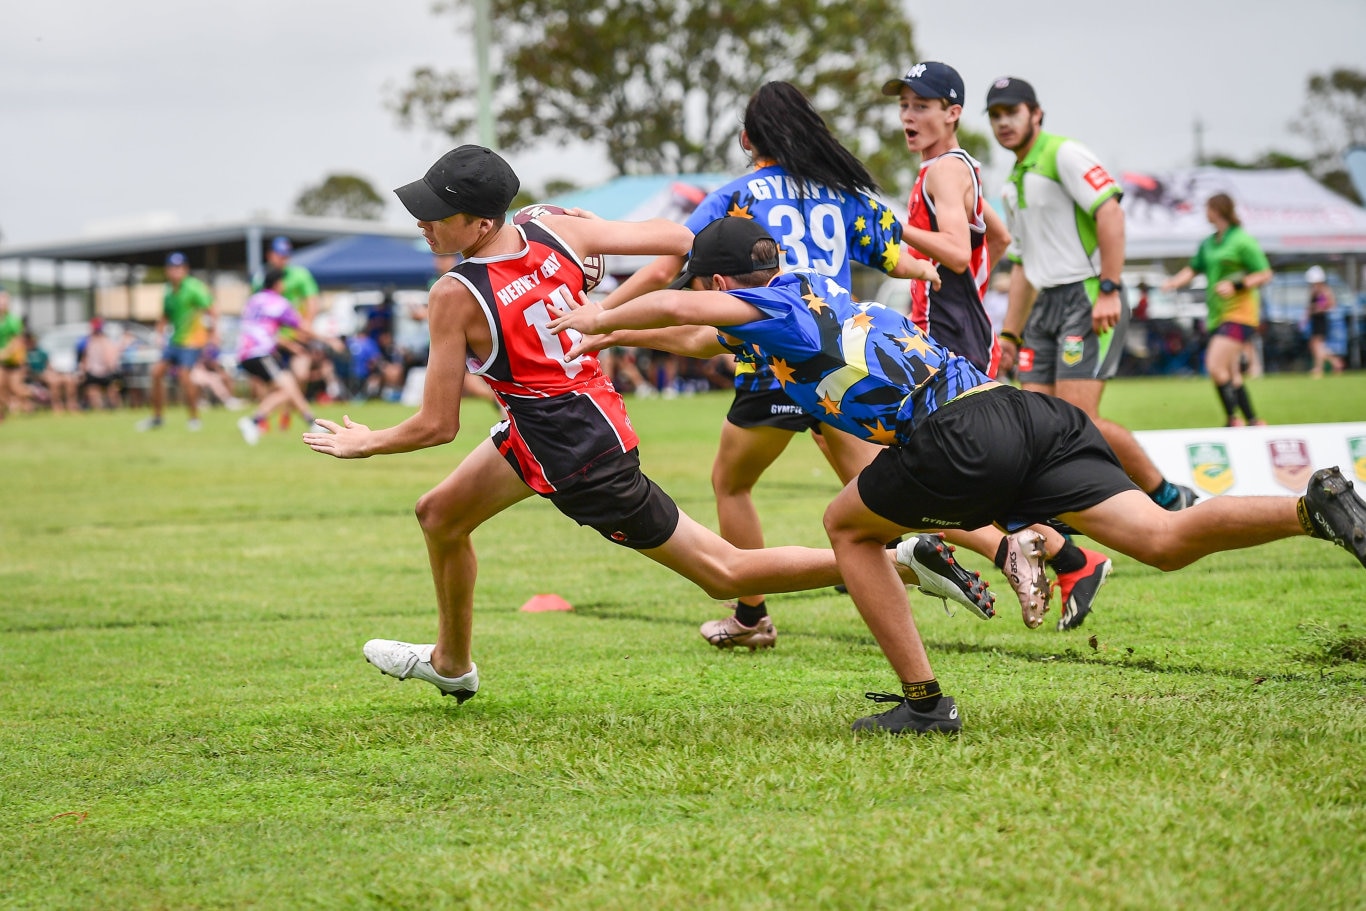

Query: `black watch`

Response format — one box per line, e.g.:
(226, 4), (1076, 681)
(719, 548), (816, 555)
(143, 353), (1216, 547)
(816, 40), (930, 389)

(1098, 278), (1124, 295)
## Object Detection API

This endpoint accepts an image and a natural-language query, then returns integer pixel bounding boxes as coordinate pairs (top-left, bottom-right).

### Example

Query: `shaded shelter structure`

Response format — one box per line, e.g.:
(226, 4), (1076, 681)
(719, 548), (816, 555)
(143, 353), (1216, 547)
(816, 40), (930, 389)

(0, 215), (421, 329)
(289, 234), (436, 289)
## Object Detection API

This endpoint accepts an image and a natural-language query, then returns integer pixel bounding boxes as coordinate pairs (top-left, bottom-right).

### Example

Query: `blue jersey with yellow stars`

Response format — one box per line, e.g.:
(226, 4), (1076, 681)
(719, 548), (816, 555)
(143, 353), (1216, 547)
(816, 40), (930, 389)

(686, 165), (904, 393)
(718, 271), (993, 445)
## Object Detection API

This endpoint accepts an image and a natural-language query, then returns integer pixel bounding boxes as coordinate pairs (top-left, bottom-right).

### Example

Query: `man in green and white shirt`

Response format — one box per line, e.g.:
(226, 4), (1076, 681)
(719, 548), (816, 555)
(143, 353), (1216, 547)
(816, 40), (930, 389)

(137, 251), (218, 431)
(987, 77), (1196, 610)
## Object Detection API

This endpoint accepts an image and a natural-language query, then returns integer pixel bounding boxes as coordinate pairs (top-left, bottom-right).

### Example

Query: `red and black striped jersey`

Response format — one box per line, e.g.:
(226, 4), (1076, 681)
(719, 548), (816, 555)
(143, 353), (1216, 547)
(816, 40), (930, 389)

(906, 149), (999, 377)
(449, 221), (638, 493)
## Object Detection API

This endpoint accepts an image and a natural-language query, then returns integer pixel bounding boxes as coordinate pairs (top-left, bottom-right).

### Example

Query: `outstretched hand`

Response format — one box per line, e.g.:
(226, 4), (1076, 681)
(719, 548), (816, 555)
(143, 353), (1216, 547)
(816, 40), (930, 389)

(303, 415), (372, 459)
(546, 290), (610, 360)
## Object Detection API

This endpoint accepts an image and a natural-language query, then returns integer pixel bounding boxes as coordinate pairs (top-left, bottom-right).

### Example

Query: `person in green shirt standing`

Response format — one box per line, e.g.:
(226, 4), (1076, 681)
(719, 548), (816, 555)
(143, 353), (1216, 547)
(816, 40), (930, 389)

(137, 251), (218, 432)
(1163, 193), (1274, 426)
(0, 290), (30, 420)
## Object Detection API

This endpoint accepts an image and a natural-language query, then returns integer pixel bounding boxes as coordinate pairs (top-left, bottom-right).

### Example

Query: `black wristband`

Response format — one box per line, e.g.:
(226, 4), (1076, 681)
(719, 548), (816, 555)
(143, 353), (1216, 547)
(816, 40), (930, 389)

(999, 330), (1023, 347)
(1232, 279), (1247, 292)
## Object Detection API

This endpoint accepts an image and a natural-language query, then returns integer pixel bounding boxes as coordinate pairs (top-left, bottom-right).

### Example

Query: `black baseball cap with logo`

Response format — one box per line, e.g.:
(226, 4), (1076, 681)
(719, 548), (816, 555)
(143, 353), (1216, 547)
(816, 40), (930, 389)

(985, 77), (1039, 110)
(669, 217), (780, 289)
(394, 145), (520, 221)
(880, 61), (965, 105)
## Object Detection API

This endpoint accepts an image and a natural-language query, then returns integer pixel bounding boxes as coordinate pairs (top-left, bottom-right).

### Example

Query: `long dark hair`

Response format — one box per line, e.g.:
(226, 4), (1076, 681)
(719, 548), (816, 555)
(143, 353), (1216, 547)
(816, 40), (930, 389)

(743, 81), (880, 198)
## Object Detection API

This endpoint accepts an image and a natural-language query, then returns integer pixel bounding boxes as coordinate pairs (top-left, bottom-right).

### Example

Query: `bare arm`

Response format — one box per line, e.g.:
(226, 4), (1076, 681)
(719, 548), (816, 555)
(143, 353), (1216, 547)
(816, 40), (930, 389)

(1091, 197), (1125, 333)
(303, 281), (469, 458)
(997, 265), (1038, 374)
(900, 157), (974, 273)
(582, 325), (729, 360)
(544, 213), (692, 262)
(887, 254), (943, 286)
(599, 253), (689, 309)
(548, 286), (762, 340)
(983, 202), (1011, 269)
(1162, 266), (1197, 293)
(1213, 268), (1273, 301)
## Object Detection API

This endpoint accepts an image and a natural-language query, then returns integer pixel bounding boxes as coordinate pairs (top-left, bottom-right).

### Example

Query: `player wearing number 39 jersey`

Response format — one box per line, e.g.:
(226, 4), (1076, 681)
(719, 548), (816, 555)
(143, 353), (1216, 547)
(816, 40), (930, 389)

(597, 82), (943, 650)
(304, 145), (953, 710)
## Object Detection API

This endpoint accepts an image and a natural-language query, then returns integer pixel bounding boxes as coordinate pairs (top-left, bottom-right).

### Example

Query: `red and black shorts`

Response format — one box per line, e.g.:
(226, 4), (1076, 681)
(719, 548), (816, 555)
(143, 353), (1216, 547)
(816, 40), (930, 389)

(1214, 321), (1257, 343)
(499, 445), (680, 550)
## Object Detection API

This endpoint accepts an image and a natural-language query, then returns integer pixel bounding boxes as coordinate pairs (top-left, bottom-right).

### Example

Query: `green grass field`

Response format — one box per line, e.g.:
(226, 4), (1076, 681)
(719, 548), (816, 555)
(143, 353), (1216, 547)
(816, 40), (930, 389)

(3, 373), (1365, 910)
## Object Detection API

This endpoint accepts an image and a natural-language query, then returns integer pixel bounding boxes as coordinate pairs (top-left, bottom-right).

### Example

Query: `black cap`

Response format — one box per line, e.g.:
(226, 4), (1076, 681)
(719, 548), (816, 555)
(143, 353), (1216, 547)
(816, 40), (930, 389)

(394, 145), (520, 221)
(670, 217), (780, 289)
(985, 76), (1038, 110)
(880, 61), (965, 105)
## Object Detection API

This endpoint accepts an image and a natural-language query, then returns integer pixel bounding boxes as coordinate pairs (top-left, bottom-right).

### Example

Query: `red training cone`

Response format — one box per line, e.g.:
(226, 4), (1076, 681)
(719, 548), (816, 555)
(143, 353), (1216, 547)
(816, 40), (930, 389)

(520, 593), (574, 613)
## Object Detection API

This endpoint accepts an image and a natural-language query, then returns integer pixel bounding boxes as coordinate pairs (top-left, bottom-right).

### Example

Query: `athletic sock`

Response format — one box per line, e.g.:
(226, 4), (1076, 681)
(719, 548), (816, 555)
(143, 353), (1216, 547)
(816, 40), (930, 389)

(1149, 479), (1181, 508)
(1048, 542), (1087, 575)
(902, 678), (942, 712)
(1216, 382), (1239, 418)
(992, 538), (1010, 571)
(1297, 498), (1330, 539)
(1234, 385), (1257, 421)
(734, 600), (768, 627)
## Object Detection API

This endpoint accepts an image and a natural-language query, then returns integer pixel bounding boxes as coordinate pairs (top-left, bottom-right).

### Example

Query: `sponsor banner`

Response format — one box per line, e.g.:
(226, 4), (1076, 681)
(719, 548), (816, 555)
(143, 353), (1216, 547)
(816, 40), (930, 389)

(1135, 422), (1366, 497)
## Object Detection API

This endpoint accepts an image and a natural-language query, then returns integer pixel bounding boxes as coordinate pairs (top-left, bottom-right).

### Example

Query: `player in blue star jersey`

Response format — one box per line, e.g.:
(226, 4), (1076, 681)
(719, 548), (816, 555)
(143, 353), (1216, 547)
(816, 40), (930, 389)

(599, 81), (942, 649)
(548, 216), (1366, 735)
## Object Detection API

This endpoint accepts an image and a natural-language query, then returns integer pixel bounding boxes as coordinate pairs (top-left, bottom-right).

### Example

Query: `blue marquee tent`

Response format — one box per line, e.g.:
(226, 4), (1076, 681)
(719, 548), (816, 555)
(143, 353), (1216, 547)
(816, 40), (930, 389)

(290, 234), (436, 288)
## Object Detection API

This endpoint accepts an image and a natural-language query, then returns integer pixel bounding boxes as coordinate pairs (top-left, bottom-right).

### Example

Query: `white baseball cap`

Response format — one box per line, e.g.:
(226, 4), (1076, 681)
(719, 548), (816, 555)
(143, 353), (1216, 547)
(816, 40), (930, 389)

(1305, 265), (1327, 283)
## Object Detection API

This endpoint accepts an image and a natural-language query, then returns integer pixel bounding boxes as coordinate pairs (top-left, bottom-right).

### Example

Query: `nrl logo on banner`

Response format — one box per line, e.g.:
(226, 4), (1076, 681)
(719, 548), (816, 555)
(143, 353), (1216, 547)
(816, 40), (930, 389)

(1350, 436), (1366, 482)
(1268, 438), (1313, 492)
(1187, 442), (1233, 495)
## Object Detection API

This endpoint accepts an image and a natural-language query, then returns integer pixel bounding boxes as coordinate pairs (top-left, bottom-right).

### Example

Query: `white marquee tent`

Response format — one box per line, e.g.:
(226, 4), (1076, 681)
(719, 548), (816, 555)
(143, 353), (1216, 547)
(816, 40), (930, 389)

(1120, 166), (1366, 260)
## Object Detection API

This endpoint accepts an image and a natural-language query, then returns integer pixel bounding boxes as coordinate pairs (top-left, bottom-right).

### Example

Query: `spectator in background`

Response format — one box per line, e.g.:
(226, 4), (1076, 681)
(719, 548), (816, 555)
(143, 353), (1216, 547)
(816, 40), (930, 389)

(1303, 265), (1345, 378)
(80, 318), (125, 410)
(191, 344), (244, 410)
(137, 252), (217, 432)
(24, 330), (78, 413)
(0, 291), (29, 420)
(1162, 193), (1273, 426)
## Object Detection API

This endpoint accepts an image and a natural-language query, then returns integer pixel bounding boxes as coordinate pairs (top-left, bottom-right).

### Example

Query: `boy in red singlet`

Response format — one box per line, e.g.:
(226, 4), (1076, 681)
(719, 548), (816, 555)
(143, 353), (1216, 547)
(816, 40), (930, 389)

(885, 62), (1113, 631)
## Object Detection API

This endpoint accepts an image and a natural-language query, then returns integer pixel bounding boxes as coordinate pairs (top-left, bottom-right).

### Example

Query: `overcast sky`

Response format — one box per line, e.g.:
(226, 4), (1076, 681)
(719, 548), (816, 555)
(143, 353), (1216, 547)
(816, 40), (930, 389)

(2, 0), (1364, 248)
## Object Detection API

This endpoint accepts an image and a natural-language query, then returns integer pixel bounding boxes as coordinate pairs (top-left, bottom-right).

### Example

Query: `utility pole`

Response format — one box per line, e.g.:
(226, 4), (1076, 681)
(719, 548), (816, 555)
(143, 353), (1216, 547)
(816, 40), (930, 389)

(475, 0), (496, 150)
(1193, 117), (1205, 166)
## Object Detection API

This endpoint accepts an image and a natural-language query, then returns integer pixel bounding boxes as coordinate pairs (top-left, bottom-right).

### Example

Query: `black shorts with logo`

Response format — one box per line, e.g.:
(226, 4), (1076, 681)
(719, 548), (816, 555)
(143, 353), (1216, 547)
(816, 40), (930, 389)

(501, 446), (681, 550)
(240, 354), (284, 384)
(726, 387), (822, 434)
(856, 385), (1138, 532)
(1018, 280), (1129, 384)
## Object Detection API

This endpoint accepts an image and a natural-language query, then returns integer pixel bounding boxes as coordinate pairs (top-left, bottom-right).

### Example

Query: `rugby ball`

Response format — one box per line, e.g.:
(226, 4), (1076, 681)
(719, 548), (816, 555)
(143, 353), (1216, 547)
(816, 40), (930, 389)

(512, 204), (606, 292)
